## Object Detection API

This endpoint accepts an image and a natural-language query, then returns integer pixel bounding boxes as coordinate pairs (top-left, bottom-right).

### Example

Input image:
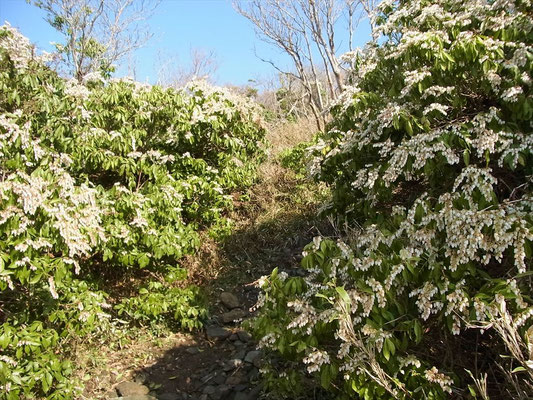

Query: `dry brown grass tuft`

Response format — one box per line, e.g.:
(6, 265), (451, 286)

(265, 117), (318, 157)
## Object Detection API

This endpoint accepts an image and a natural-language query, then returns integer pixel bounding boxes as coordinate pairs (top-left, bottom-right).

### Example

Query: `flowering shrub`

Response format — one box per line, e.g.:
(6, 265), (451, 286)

(0, 24), (265, 398)
(253, 0), (532, 398)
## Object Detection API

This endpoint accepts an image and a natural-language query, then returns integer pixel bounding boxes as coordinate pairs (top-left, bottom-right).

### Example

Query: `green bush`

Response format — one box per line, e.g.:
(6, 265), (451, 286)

(253, 0), (532, 398)
(115, 281), (208, 331)
(0, 23), (265, 398)
(279, 140), (315, 178)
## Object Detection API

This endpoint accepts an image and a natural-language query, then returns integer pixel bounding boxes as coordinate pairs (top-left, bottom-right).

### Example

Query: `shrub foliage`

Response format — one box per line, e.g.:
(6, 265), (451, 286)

(253, 0), (532, 398)
(0, 24), (265, 398)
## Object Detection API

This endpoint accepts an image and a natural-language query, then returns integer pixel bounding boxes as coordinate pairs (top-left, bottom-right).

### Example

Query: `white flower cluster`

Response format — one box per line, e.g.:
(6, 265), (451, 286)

(64, 79), (91, 99)
(0, 23), (41, 69)
(185, 80), (264, 128)
(303, 350), (330, 373)
(287, 300), (318, 334)
(425, 367), (453, 393)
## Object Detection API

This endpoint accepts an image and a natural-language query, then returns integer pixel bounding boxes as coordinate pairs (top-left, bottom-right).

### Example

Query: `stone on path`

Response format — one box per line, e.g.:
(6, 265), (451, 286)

(220, 292), (240, 309)
(108, 396), (156, 400)
(133, 372), (148, 384)
(213, 385), (231, 400)
(221, 309), (246, 324)
(206, 326), (231, 340)
(225, 372), (245, 386)
(237, 330), (252, 343)
(157, 393), (180, 400)
(235, 384), (248, 392)
(244, 351), (261, 365)
(224, 358), (243, 371)
(233, 385), (261, 400)
(185, 346), (200, 354)
(213, 373), (226, 385)
(233, 392), (250, 400)
(115, 381), (150, 396)
(233, 349), (246, 360)
(203, 385), (216, 395)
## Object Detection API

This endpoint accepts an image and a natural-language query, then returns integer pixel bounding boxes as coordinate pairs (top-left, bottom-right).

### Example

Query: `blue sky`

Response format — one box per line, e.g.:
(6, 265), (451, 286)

(0, 0), (371, 86)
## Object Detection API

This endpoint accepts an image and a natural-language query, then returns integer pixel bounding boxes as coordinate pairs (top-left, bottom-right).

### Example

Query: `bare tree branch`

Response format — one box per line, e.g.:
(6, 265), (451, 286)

(34, 0), (160, 82)
(157, 47), (219, 87)
(233, 0), (375, 129)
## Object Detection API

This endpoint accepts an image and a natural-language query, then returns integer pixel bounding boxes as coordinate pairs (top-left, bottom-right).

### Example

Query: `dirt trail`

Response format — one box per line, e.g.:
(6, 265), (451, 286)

(80, 123), (331, 400)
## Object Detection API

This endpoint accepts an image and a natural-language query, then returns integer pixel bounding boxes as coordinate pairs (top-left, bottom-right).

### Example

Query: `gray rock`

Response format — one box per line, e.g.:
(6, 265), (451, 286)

(233, 349), (246, 360)
(116, 381), (150, 396)
(244, 351), (261, 364)
(247, 368), (259, 382)
(224, 358), (243, 371)
(185, 346), (200, 355)
(158, 393), (180, 400)
(248, 385), (262, 399)
(108, 396), (156, 400)
(201, 372), (215, 384)
(133, 372), (148, 384)
(212, 385), (231, 400)
(203, 385), (216, 395)
(226, 373), (244, 386)
(206, 326), (231, 340)
(229, 333), (239, 341)
(233, 392), (248, 400)
(220, 292), (240, 309)
(237, 331), (252, 343)
(240, 363), (253, 372)
(221, 309), (246, 324)
(232, 385), (261, 400)
(199, 395), (208, 400)
(213, 373), (226, 385)
(234, 384), (248, 392)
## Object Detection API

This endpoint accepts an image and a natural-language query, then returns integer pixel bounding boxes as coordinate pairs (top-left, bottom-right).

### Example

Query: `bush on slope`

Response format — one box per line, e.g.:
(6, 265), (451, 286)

(0, 24), (266, 399)
(252, 0), (532, 398)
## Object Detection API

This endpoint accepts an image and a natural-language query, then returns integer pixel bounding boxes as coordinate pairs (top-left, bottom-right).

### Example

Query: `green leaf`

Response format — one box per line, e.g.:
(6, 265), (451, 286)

(463, 149), (470, 166)
(138, 254), (150, 268)
(336, 286), (351, 306)
(405, 119), (413, 136)
(383, 343), (390, 361)
(468, 385), (477, 397)
(320, 364), (332, 388)
(414, 320), (422, 344)
(385, 337), (396, 356)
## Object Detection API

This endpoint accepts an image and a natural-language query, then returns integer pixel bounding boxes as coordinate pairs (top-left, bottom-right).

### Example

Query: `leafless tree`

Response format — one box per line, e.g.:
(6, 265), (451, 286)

(157, 47), (219, 88)
(234, 0), (375, 130)
(34, 0), (160, 82)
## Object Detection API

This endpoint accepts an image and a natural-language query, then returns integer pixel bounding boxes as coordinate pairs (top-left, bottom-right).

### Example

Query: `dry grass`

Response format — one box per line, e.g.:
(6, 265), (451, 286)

(265, 117), (318, 157)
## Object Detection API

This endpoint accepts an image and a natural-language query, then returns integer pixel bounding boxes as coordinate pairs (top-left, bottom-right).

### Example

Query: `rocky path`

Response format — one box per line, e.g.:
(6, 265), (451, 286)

(86, 141), (330, 400)
(102, 287), (265, 400)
